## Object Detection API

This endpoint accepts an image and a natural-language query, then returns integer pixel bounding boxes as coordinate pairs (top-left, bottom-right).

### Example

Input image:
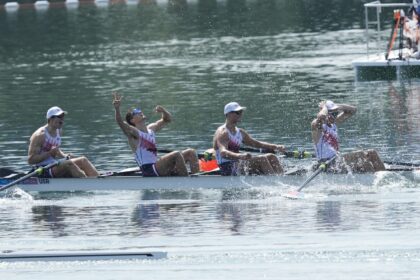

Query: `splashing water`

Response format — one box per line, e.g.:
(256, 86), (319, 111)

(3, 187), (34, 202)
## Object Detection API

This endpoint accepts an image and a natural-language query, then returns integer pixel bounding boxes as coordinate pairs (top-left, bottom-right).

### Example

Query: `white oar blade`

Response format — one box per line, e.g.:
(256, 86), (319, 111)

(282, 189), (305, 200)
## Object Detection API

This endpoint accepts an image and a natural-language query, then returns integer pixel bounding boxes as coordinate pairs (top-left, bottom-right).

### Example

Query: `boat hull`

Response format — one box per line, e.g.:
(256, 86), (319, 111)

(0, 171), (417, 192)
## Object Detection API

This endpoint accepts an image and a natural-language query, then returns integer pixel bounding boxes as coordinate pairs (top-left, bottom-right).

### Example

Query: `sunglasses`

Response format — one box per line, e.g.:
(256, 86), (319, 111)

(52, 115), (65, 119)
(233, 110), (243, 115)
(132, 108), (142, 116)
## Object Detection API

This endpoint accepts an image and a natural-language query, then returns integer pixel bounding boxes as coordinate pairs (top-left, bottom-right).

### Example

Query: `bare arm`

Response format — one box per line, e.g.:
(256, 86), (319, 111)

(334, 103), (357, 124)
(241, 129), (285, 153)
(311, 118), (324, 144)
(112, 92), (138, 138)
(311, 105), (328, 144)
(148, 105), (171, 132)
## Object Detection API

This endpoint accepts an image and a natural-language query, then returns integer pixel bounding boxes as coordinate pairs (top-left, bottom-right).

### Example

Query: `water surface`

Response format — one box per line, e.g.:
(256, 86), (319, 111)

(0, 0), (419, 279)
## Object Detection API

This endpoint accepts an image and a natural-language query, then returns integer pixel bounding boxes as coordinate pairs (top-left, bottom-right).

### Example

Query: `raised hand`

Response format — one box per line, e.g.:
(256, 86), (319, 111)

(112, 92), (123, 109)
(154, 105), (165, 113)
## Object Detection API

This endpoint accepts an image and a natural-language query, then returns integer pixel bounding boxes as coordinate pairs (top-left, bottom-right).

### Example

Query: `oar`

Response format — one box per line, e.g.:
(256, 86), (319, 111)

(0, 160), (62, 192)
(238, 147), (314, 159)
(158, 147), (314, 159)
(383, 161), (420, 167)
(157, 149), (207, 159)
(283, 155), (337, 200)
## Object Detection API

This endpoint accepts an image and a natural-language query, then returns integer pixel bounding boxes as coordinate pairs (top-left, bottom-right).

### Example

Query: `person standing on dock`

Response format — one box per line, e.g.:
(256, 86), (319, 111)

(28, 106), (99, 178)
(404, 4), (420, 56)
(213, 102), (286, 176)
(311, 100), (385, 173)
(112, 92), (199, 176)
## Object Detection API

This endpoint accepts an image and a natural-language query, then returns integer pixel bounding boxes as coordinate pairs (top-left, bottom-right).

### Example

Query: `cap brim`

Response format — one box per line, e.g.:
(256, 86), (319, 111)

(52, 111), (67, 117)
(234, 106), (246, 111)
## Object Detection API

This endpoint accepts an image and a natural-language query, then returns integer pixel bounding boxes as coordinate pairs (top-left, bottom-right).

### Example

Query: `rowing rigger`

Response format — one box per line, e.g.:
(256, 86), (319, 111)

(0, 250), (167, 262)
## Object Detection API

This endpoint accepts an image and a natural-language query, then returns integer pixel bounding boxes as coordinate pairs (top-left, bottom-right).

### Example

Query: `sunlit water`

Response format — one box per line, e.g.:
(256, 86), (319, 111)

(0, 0), (419, 279)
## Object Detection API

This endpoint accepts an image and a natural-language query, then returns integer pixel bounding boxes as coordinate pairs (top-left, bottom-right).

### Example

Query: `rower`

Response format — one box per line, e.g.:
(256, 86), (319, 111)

(112, 92), (199, 176)
(28, 106), (99, 178)
(311, 100), (385, 173)
(212, 101), (286, 176)
(403, 4), (420, 58)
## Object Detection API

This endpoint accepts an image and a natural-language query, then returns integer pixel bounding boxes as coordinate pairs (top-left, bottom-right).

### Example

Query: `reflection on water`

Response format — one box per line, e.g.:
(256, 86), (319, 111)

(316, 201), (341, 230)
(386, 82), (420, 152)
(131, 203), (160, 232)
(216, 202), (248, 234)
(31, 205), (68, 237)
(2, 188), (420, 239)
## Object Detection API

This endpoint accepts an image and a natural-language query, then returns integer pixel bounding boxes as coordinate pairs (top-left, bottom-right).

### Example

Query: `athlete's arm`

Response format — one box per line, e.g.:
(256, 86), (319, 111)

(334, 104), (356, 124)
(311, 102), (329, 144)
(241, 129), (285, 153)
(113, 92), (138, 138)
(148, 105), (171, 132)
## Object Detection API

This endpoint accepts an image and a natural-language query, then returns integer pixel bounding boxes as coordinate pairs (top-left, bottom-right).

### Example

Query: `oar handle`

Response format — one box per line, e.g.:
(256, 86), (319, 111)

(283, 150), (314, 159)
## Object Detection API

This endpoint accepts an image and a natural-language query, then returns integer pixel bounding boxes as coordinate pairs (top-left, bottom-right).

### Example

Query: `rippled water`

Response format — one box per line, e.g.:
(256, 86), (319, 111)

(0, 0), (420, 279)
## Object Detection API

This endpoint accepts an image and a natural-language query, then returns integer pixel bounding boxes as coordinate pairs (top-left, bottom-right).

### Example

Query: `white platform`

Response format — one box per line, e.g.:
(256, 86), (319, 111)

(352, 1), (420, 80)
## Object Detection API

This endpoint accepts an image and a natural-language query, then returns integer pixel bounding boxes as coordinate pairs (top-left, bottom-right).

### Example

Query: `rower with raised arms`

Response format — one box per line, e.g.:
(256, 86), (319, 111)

(112, 92), (199, 176)
(213, 101), (286, 176)
(311, 100), (385, 172)
(28, 106), (99, 178)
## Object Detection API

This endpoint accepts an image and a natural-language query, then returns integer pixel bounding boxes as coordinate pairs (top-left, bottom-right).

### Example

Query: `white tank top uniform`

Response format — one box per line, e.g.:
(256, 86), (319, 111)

(315, 123), (339, 161)
(134, 128), (159, 176)
(215, 125), (243, 175)
(37, 128), (61, 167)
(32, 128), (61, 178)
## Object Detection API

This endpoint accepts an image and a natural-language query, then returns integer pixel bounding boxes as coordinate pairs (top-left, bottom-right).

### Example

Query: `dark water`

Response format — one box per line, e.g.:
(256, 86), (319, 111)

(0, 1), (420, 279)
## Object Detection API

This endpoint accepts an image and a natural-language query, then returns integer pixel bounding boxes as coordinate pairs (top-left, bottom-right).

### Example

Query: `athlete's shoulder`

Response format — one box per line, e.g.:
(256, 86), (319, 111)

(33, 126), (47, 137)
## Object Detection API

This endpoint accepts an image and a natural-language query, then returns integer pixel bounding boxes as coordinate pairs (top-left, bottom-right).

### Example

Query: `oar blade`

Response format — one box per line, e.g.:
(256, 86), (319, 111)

(282, 189), (305, 200)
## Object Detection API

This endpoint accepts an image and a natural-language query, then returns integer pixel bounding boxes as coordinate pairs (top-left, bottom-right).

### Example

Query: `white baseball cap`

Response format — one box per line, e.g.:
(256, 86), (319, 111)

(46, 106), (67, 119)
(325, 100), (339, 111)
(224, 102), (246, 115)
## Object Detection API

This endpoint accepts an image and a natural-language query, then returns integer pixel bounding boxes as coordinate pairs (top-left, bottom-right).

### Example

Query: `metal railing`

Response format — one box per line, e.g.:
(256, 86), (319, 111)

(364, 1), (413, 58)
